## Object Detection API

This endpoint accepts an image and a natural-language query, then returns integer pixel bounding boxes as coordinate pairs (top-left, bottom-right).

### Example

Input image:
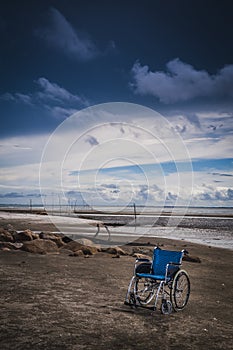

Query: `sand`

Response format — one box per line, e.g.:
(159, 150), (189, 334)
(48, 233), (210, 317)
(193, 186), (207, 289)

(0, 212), (232, 349)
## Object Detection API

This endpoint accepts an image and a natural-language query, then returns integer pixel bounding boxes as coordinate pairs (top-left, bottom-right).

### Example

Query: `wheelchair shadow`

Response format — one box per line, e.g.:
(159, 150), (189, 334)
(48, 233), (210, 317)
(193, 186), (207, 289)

(96, 303), (164, 318)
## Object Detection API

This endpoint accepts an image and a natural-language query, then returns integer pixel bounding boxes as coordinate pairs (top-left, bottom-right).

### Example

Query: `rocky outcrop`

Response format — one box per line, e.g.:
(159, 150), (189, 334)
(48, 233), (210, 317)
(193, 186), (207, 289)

(1, 226), (202, 263)
(21, 239), (59, 254)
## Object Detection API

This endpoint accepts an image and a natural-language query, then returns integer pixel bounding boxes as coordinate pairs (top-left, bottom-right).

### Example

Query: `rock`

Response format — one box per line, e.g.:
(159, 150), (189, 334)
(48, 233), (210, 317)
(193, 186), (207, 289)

(21, 239), (59, 254)
(39, 232), (64, 248)
(75, 238), (94, 246)
(50, 237), (64, 248)
(69, 250), (84, 257)
(13, 229), (35, 242)
(61, 236), (73, 243)
(81, 246), (98, 255)
(59, 246), (74, 255)
(0, 242), (23, 250)
(5, 224), (15, 233)
(131, 247), (152, 256)
(65, 241), (85, 252)
(131, 253), (151, 260)
(75, 238), (101, 250)
(101, 246), (128, 256)
(183, 254), (201, 263)
(0, 228), (14, 242)
(112, 254), (120, 258)
(31, 231), (40, 240)
(65, 240), (98, 255)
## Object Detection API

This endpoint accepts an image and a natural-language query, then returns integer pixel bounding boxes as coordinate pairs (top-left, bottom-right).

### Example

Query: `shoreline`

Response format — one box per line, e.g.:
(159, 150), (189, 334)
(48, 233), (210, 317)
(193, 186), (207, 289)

(0, 210), (232, 250)
(1, 206), (233, 218)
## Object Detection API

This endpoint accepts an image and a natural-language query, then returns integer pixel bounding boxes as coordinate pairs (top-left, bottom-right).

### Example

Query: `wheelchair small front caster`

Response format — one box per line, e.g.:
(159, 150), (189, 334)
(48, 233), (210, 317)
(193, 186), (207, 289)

(125, 293), (138, 309)
(161, 300), (173, 315)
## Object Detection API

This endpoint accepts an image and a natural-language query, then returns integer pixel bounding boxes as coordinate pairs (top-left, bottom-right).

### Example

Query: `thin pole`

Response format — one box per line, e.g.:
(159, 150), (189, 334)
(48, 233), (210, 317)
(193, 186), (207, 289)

(133, 202), (137, 221)
(58, 195), (61, 215)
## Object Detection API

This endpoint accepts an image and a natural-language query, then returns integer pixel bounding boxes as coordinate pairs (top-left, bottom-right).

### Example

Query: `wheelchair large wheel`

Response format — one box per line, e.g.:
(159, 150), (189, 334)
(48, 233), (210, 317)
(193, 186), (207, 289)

(170, 270), (190, 311)
(135, 277), (156, 305)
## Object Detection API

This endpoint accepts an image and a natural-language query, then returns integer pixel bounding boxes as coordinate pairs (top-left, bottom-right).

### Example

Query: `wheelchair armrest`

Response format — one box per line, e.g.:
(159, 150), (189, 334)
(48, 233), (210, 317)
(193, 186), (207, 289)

(168, 262), (181, 266)
(165, 262), (181, 279)
(136, 258), (151, 262)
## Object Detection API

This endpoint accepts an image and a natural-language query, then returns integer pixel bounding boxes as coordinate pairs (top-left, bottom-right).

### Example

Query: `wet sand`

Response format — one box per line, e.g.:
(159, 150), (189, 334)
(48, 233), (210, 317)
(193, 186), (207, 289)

(0, 212), (232, 349)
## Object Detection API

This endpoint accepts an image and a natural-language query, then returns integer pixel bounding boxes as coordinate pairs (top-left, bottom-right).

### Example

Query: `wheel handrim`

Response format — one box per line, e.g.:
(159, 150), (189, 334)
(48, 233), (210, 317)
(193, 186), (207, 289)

(135, 278), (156, 305)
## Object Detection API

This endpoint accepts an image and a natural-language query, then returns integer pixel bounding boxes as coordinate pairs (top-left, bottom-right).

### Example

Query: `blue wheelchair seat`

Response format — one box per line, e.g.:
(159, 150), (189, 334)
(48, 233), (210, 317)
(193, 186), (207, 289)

(136, 248), (183, 281)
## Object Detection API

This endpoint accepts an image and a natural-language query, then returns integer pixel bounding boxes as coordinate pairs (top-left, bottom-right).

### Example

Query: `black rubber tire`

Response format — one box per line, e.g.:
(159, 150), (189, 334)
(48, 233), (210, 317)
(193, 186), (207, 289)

(170, 270), (190, 311)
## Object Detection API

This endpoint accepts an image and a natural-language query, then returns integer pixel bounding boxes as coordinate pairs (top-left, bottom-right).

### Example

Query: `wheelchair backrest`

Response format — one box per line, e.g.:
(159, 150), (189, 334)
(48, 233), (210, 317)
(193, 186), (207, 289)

(152, 248), (183, 276)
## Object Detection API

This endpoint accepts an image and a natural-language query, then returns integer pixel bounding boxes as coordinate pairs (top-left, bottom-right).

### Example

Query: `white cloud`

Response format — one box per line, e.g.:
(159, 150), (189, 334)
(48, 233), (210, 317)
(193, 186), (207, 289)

(131, 58), (233, 103)
(36, 7), (99, 61)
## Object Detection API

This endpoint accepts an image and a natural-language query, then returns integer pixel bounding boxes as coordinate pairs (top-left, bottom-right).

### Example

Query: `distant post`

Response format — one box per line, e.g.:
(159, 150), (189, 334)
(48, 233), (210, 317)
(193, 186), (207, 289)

(58, 195), (62, 215)
(29, 199), (32, 212)
(133, 202), (137, 222)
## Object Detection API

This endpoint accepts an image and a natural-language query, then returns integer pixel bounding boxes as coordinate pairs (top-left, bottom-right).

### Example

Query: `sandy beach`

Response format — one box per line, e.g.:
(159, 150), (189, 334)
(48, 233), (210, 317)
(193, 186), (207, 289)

(0, 211), (232, 349)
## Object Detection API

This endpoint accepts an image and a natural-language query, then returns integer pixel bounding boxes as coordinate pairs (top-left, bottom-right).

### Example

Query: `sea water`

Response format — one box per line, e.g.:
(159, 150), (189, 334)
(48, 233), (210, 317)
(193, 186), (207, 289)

(73, 206), (233, 250)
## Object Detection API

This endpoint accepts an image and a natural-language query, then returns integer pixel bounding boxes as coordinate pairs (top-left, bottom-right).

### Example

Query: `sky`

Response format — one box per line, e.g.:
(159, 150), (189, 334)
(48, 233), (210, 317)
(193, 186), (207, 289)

(0, 0), (233, 208)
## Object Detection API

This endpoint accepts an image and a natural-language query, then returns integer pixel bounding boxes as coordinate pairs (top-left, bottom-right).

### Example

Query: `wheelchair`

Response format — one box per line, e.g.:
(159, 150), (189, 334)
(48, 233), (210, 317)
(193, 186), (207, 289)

(125, 247), (190, 314)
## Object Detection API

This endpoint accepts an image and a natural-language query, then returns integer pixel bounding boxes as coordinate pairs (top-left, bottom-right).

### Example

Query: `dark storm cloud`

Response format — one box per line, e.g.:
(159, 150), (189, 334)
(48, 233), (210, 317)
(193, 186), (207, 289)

(2, 78), (88, 106)
(35, 7), (99, 61)
(1, 92), (33, 106)
(131, 59), (233, 103)
(1, 77), (88, 119)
